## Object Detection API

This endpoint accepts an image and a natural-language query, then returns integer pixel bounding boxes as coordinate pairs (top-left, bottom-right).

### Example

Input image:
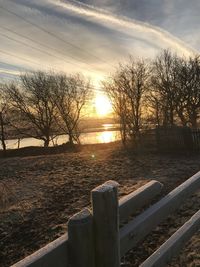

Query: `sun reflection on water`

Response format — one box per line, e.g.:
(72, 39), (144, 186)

(97, 131), (116, 143)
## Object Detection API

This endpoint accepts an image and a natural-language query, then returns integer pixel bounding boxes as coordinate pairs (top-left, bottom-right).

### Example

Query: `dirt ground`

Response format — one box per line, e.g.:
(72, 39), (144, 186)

(0, 142), (200, 267)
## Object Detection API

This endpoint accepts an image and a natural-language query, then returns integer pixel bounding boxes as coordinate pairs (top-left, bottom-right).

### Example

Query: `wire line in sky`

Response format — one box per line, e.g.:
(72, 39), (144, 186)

(0, 49), (44, 68)
(0, 29), (97, 73)
(0, 25), (101, 73)
(0, 5), (113, 69)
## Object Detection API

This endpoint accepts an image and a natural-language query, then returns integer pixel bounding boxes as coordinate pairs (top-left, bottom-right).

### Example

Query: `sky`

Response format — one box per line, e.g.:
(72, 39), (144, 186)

(0, 0), (200, 86)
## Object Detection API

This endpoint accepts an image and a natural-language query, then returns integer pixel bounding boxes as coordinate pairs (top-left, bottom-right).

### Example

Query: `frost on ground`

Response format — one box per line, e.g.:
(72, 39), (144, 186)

(0, 143), (200, 267)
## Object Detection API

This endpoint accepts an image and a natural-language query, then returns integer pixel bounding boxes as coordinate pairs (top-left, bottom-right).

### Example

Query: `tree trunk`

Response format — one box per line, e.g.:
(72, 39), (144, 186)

(0, 112), (6, 153)
(68, 133), (74, 145)
(155, 103), (160, 126)
(120, 127), (126, 145)
(169, 104), (174, 126)
(17, 138), (21, 149)
(44, 137), (50, 147)
(162, 107), (169, 126)
(177, 109), (187, 127)
(120, 115), (127, 145)
(190, 111), (198, 128)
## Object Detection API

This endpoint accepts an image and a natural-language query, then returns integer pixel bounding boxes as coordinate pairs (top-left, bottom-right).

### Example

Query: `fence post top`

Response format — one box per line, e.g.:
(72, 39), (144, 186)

(104, 180), (119, 188)
(68, 208), (92, 226)
(92, 180), (119, 194)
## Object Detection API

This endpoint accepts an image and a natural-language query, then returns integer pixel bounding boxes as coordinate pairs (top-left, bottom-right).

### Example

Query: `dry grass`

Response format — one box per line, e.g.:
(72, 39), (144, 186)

(0, 181), (15, 210)
(0, 142), (200, 266)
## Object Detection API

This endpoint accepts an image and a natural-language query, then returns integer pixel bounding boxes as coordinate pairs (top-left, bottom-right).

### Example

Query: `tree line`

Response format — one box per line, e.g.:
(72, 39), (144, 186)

(1, 49), (200, 151)
(103, 49), (200, 144)
(0, 72), (90, 152)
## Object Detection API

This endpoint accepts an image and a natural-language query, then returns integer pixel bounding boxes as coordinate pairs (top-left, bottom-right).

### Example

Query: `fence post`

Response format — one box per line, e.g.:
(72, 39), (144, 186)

(92, 180), (120, 267)
(68, 208), (95, 267)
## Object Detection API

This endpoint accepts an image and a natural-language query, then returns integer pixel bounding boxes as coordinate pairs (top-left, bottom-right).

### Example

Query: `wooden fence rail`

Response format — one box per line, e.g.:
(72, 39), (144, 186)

(120, 170), (200, 256)
(119, 180), (163, 223)
(11, 234), (69, 267)
(11, 171), (200, 267)
(140, 209), (200, 267)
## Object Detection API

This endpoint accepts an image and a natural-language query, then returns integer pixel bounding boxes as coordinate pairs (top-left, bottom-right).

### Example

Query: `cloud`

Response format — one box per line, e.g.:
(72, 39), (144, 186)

(81, 0), (200, 51)
(53, 0), (195, 55)
(0, 0), (198, 83)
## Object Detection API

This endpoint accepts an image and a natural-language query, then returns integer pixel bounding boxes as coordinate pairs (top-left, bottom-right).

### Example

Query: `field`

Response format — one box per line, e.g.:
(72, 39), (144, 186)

(0, 142), (200, 267)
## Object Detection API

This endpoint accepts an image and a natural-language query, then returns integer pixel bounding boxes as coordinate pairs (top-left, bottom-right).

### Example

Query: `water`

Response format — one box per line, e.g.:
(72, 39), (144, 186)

(1, 125), (121, 150)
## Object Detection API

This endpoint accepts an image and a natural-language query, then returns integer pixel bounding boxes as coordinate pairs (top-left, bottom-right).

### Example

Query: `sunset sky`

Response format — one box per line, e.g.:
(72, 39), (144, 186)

(0, 0), (200, 86)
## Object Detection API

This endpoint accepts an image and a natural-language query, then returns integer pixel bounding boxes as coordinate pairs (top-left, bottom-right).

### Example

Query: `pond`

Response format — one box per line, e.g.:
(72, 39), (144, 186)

(1, 124), (121, 149)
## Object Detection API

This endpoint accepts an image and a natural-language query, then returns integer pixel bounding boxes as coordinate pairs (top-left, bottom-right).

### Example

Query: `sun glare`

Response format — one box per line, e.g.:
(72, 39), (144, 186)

(98, 131), (116, 143)
(95, 94), (113, 116)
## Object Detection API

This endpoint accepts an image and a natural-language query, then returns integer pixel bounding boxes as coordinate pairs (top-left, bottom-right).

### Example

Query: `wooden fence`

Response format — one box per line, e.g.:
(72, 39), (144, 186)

(11, 172), (200, 267)
(155, 126), (194, 152)
(191, 128), (200, 150)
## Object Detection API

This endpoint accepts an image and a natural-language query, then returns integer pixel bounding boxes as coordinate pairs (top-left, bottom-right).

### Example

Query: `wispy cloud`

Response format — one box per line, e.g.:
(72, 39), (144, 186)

(52, 0), (196, 55)
(0, 0), (198, 83)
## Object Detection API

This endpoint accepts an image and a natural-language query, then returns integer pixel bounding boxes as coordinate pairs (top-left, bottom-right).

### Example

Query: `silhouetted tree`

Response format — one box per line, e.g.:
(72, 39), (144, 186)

(151, 49), (178, 126)
(182, 55), (200, 128)
(53, 73), (90, 145)
(146, 89), (163, 127)
(103, 58), (151, 144)
(6, 72), (58, 147)
(103, 76), (128, 144)
(169, 54), (200, 128)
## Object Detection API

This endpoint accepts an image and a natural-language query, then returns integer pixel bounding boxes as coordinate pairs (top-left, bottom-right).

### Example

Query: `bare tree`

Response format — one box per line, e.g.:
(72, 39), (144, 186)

(151, 49), (178, 126)
(146, 89), (164, 127)
(170, 55), (200, 128)
(103, 58), (151, 144)
(6, 72), (58, 147)
(103, 76), (128, 144)
(173, 56), (191, 126)
(183, 55), (200, 128)
(53, 73), (90, 145)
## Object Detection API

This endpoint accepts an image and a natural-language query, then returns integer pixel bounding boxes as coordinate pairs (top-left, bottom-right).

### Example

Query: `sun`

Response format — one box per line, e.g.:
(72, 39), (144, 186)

(95, 93), (113, 117)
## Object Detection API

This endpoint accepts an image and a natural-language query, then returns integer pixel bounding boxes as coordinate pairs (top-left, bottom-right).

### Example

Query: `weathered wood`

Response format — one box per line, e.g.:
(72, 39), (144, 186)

(120, 171), (200, 256)
(92, 180), (120, 267)
(119, 180), (163, 223)
(11, 234), (68, 267)
(68, 208), (95, 267)
(140, 209), (200, 267)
